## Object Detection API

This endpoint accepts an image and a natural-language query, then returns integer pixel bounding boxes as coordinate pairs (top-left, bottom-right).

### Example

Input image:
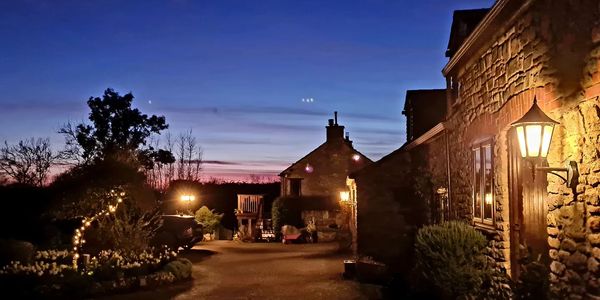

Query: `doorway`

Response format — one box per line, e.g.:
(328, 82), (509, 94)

(508, 128), (549, 278)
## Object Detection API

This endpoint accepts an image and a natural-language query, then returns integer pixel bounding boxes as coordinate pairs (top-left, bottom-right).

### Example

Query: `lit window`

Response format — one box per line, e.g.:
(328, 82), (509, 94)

(472, 140), (494, 225)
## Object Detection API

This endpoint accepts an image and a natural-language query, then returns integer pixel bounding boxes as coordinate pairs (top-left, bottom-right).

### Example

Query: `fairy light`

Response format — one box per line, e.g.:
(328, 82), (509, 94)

(72, 189), (126, 268)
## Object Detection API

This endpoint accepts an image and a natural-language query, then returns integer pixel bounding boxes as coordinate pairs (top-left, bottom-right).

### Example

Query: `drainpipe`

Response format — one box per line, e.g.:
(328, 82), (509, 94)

(445, 127), (453, 219)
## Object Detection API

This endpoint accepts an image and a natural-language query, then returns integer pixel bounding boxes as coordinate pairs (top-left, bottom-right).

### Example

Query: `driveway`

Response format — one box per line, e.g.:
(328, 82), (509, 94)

(108, 241), (381, 300)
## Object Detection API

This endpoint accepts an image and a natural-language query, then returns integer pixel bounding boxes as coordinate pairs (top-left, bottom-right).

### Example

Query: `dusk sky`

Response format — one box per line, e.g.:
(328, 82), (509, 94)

(0, 0), (494, 181)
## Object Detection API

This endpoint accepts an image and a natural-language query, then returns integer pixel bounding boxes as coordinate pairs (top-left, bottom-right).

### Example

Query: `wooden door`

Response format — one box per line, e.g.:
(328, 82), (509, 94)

(508, 129), (549, 279)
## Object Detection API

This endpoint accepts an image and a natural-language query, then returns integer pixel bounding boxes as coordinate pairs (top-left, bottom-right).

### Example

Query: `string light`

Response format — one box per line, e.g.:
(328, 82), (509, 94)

(72, 189), (126, 268)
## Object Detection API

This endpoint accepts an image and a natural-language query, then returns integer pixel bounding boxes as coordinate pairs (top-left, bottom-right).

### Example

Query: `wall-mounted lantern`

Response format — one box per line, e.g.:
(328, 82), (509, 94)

(511, 97), (578, 188)
(339, 191), (350, 203)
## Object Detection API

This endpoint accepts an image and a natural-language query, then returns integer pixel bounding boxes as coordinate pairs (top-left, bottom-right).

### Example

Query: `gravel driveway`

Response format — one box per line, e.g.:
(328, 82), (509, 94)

(105, 241), (380, 300)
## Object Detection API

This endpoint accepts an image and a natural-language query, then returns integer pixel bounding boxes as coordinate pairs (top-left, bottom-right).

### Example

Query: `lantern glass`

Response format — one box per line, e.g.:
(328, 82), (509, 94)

(541, 125), (554, 157)
(525, 124), (542, 157)
(339, 191), (350, 202)
(514, 123), (555, 159)
(516, 126), (527, 157)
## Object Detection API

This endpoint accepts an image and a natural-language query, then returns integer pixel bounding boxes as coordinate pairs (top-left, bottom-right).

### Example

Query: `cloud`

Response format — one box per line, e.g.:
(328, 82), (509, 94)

(155, 104), (401, 122)
(203, 160), (242, 165)
(0, 101), (86, 113)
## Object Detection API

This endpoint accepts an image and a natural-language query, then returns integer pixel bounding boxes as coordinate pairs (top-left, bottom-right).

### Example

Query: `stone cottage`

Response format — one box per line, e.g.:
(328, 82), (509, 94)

(279, 112), (372, 231)
(439, 0), (600, 296)
(351, 0), (600, 297)
(348, 89), (448, 273)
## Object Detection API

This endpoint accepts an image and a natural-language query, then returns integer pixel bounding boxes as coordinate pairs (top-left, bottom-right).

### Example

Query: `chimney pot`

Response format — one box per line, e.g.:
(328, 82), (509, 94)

(328, 119), (334, 126)
(334, 111), (338, 125)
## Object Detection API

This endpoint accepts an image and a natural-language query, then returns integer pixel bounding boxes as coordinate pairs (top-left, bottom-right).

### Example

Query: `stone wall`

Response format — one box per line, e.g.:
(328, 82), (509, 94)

(442, 0), (600, 297)
(354, 149), (415, 271)
(353, 132), (447, 273)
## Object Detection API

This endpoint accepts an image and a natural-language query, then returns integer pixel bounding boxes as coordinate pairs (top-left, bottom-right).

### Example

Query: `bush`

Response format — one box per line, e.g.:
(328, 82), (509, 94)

(0, 239), (35, 266)
(271, 197), (304, 237)
(194, 206), (223, 235)
(413, 221), (509, 299)
(514, 248), (553, 299)
(90, 205), (162, 254)
(163, 258), (192, 281)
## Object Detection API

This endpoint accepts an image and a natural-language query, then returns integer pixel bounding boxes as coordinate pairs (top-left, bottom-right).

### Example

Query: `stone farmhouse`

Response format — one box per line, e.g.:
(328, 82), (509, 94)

(279, 112), (372, 231)
(349, 0), (600, 297)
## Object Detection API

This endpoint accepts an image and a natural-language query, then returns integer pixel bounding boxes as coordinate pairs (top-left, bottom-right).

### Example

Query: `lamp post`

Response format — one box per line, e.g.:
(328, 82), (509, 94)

(511, 97), (579, 189)
(180, 194), (196, 215)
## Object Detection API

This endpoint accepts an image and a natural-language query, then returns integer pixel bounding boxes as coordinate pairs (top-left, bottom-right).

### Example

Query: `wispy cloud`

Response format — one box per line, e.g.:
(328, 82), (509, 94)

(155, 104), (401, 122)
(0, 101), (86, 113)
(203, 160), (241, 165)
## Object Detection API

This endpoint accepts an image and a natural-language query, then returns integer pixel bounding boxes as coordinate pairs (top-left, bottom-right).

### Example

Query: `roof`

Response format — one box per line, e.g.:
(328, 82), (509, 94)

(350, 122), (445, 178)
(278, 140), (372, 176)
(443, 0), (527, 75)
(445, 8), (490, 58)
(403, 89), (447, 142)
(403, 89), (447, 112)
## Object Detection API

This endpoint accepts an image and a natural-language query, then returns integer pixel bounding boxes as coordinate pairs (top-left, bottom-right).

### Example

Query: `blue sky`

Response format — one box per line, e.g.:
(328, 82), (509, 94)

(0, 0), (494, 180)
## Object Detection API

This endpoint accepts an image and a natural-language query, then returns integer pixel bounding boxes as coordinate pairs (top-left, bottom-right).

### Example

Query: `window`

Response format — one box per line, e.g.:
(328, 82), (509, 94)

(289, 178), (302, 196)
(472, 140), (494, 225)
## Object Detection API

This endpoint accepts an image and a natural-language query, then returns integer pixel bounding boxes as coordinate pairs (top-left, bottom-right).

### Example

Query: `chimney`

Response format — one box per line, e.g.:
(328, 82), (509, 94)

(345, 132), (353, 146)
(326, 112), (344, 142)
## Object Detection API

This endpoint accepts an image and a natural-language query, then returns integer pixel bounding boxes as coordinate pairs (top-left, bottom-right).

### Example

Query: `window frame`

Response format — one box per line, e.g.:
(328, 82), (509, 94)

(472, 139), (495, 227)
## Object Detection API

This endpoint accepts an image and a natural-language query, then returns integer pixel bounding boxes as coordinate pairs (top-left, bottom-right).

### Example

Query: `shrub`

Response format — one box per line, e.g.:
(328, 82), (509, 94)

(413, 221), (509, 299)
(194, 206), (223, 235)
(0, 239), (35, 266)
(514, 248), (553, 299)
(163, 258), (192, 281)
(92, 205), (162, 253)
(271, 197), (303, 237)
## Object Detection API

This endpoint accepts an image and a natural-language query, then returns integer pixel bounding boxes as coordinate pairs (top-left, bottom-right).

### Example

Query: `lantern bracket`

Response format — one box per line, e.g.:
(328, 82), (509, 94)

(533, 161), (579, 189)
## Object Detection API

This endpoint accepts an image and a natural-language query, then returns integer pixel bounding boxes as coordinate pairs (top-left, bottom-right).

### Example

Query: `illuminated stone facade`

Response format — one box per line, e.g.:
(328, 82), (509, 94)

(441, 0), (600, 297)
(279, 114), (372, 226)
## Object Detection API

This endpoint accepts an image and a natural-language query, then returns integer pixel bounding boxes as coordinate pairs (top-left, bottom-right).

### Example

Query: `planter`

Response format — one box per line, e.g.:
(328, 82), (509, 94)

(343, 259), (357, 279)
(356, 260), (390, 284)
(317, 231), (337, 242)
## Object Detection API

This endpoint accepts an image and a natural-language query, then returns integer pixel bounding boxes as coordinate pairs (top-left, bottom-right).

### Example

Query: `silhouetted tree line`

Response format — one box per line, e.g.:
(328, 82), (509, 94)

(0, 88), (280, 246)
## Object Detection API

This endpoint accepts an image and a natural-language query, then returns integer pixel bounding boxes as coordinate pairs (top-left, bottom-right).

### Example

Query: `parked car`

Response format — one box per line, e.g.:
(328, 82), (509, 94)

(153, 215), (202, 250)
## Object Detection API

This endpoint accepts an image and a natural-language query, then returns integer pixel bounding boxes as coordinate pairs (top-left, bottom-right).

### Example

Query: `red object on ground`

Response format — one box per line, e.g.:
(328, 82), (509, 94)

(282, 234), (302, 244)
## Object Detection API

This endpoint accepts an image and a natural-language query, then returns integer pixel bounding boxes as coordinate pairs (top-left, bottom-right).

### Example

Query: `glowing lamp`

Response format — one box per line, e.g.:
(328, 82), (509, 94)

(484, 193), (492, 205)
(339, 191), (350, 203)
(352, 154), (361, 161)
(511, 97), (558, 159)
(512, 97), (578, 188)
(180, 195), (195, 202)
(304, 164), (314, 173)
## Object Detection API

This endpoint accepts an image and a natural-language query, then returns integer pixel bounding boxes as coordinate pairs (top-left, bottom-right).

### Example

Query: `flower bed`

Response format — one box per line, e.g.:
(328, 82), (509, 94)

(0, 248), (191, 298)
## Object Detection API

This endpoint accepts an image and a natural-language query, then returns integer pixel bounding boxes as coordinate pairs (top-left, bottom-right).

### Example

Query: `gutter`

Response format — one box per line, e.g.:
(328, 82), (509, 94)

(402, 122), (445, 151)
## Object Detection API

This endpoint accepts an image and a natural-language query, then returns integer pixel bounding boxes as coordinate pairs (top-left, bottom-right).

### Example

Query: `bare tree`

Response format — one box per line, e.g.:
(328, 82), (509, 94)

(144, 130), (203, 189)
(175, 129), (203, 182)
(0, 138), (55, 186)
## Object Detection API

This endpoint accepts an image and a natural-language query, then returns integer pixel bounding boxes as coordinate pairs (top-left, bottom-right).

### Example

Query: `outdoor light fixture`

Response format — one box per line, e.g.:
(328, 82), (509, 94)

(180, 194), (195, 202)
(339, 191), (350, 203)
(511, 97), (579, 189)
(180, 194), (196, 214)
(352, 154), (361, 162)
(305, 163), (314, 173)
